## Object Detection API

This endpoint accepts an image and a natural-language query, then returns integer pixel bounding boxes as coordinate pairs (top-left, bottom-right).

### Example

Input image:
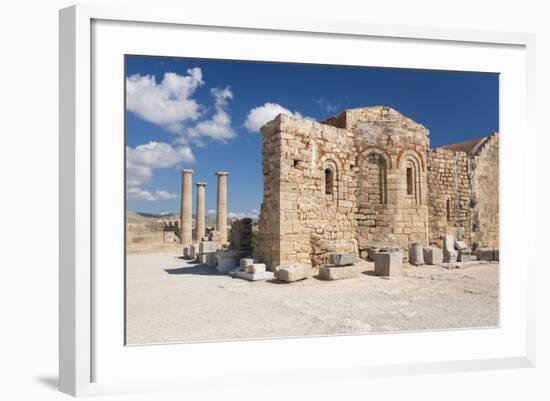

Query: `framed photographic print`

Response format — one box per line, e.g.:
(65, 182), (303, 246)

(59, 4), (536, 396)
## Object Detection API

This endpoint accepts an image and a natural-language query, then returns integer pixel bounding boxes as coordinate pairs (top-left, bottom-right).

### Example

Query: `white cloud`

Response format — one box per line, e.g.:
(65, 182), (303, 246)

(228, 209), (260, 219)
(126, 69), (204, 132)
(244, 103), (308, 132)
(187, 86), (235, 142)
(314, 98), (340, 114)
(126, 141), (194, 201)
(207, 209), (216, 215)
(127, 187), (178, 202)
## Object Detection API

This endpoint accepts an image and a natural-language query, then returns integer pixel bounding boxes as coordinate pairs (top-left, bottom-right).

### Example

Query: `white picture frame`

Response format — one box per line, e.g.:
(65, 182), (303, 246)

(59, 4), (536, 397)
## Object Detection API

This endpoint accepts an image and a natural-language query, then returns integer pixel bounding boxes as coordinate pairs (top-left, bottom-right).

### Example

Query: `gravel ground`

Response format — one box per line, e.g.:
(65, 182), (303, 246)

(126, 251), (499, 344)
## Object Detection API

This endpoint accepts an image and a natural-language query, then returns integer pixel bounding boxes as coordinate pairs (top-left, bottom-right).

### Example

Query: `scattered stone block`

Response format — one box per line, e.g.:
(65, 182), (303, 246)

(476, 248), (494, 261)
(366, 247), (380, 261)
(319, 265), (359, 280)
(442, 235), (455, 252)
(239, 258), (254, 271)
(276, 264), (310, 282)
(183, 247), (191, 259)
(443, 250), (458, 263)
(234, 270), (275, 281)
(493, 249), (499, 261)
(216, 249), (241, 273)
(189, 243), (198, 259)
(454, 240), (469, 251)
(408, 243), (424, 266)
(199, 241), (219, 254)
(246, 263), (266, 274)
(374, 251), (403, 277)
(423, 247), (443, 265)
(329, 253), (357, 266)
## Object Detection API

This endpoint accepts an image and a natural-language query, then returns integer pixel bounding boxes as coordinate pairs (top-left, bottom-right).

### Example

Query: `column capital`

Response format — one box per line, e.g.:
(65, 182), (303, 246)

(215, 171), (228, 176)
(182, 169), (193, 174)
(195, 182), (207, 187)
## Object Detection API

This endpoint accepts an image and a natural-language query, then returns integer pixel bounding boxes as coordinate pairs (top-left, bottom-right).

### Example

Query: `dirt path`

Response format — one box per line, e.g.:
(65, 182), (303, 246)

(125, 251), (499, 344)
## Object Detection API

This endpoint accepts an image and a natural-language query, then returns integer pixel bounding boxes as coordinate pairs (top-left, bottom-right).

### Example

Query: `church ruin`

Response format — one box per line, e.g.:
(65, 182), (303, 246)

(253, 106), (499, 269)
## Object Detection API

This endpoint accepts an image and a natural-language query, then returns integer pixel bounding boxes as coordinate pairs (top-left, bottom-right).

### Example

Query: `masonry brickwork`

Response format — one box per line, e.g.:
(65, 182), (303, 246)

(254, 106), (499, 269)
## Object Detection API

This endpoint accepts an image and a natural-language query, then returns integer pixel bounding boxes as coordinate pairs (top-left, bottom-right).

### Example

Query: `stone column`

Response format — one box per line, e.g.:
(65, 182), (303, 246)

(215, 171), (228, 244)
(180, 169), (193, 246)
(195, 182), (206, 242)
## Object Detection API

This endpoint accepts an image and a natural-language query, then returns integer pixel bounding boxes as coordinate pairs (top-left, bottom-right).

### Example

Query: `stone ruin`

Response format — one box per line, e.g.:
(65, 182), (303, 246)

(175, 106), (499, 282)
(253, 106), (499, 270)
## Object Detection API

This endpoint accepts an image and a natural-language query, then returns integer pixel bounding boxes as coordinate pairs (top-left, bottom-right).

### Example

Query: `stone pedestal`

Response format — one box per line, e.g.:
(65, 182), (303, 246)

(408, 243), (424, 266)
(319, 265), (359, 280)
(443, 250), (458, 263)
(423, 247), (443, 265)
(234, 270), (275, 281)
(215, 172), (228, 244)
(329, 253), (357, 266)
(374, 251), (403, 276)
(442, 235), (455, 252)
(476, 248), (494, 261)
(276, 264), (310, 282)
(180, 169), (193, 246)
(195, 182), (206, 242)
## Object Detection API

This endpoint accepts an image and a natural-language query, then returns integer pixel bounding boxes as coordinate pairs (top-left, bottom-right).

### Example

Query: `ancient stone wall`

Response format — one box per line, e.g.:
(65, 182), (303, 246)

(254, 114), (357, 268)
(255, 106), (499, 269)
(344, 107), (430, 256)
(469, 134), (499, 247)
(426, 148), (471, 246)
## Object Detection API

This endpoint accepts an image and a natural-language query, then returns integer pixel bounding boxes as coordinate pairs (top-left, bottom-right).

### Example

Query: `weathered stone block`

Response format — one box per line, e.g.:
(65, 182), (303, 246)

(239, 258), (254, 271)
(216, 250), (241, 273)
(276, 264), (310, 282)
(234, 270), (275, 281)
(189, 243), (198, 259)
(246, 263), (266, 274)
(374, 251), (403, 276)
(423, 247), (443, 265)
(493, 249), (499, 261)
(476, 248), (494, 261)
(366, 248), (379, 261)
(454, 240), (469, 251)
(319, 265), (359, 280)
(442, 235), (455, 252)
(329, 253), (357, 266)
(443, 250), (458, 263)
(408, 243), (424, 266)
(199, 241), (219, 254)
(183, 247), (191, 259)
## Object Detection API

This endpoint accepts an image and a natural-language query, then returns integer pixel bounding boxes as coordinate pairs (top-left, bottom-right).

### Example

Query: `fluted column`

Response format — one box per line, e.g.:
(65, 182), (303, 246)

(180, 169), (193, 246)
(195, 182), (206, 242)
(215, 171), (228, 244)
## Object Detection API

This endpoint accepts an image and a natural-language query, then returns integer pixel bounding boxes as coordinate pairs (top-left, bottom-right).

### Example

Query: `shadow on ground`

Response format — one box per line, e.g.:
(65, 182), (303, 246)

(165, 264), (219, 276)
(35, 376), (58, 391)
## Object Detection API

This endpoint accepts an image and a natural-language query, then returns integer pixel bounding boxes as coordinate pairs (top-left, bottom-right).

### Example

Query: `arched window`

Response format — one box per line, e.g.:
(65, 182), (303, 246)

(404, 155), (422, 205)
(406, 167), (413, 195)
(357, 151), (387, 207)
(325, 168), (334, 195)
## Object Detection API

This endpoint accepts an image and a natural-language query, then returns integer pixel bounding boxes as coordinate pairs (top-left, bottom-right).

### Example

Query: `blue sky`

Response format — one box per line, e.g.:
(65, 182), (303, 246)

(125, 55), (498, 216)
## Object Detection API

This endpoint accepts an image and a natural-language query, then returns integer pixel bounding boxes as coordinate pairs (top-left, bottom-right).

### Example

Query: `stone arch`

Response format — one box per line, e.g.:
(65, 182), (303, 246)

(319, 156), (341, 200)
(397, 148), (425, 171)
(357, 150), (388, 207)
(356, 146), (392, 169)
(402, 153), (422, 205)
